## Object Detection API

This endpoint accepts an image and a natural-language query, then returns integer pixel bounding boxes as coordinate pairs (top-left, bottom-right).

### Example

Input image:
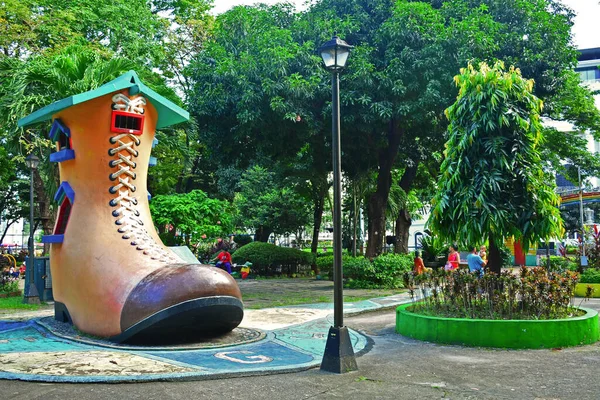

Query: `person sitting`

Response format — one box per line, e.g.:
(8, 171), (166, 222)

(467, 245), (487, 276)
(213, 249), (232, 274)
(413, 251), (425, 275)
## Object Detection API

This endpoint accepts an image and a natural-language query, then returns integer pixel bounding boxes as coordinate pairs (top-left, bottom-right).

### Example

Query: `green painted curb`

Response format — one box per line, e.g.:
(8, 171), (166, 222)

(395, 303), (599, 349)
(575, 283), (600, 298)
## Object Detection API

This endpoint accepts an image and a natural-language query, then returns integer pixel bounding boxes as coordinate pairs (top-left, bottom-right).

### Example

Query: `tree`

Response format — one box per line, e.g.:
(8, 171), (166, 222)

(150, 189), (233, 246)
(0, 147), (27, 244)
(188, 4), (333, 253)
(429, 62), (563, 273)
(234, 166), (311, 242)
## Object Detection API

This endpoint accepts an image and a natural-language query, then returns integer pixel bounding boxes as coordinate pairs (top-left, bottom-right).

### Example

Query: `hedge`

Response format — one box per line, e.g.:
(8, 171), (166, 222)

(315, 252), (413, 289)
(231, 242), (315, 275)
(581, 268), (600, 284)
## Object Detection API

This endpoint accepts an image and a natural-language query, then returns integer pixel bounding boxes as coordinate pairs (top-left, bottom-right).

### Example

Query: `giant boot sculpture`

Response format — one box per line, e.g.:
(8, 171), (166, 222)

(19, 71), (243, 344)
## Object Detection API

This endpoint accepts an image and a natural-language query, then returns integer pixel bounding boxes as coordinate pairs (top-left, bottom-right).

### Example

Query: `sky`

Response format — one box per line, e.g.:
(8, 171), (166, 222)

(212, 0), (600, 50)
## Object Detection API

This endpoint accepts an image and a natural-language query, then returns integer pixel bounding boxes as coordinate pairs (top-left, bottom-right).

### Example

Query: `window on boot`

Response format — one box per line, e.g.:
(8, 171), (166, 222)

(111, 111), (145, 135)
(54, 197), (72, 235)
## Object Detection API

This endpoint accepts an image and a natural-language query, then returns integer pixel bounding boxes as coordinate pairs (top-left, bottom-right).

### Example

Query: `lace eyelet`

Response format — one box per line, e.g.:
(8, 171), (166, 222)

(122, 235), (130, 239)
(109, 137), (117, 144)
(109, 199), (118, 207)
(108, 149), (115, 156)
(112, 210), (120, 217)
(109, 187), (118, 194)
(115, 220), (123, 226)
(130, 241), (137, 246)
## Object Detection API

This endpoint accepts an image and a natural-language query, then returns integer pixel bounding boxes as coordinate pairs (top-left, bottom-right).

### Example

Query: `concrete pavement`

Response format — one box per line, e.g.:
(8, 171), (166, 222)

(0, 291), (414, 383)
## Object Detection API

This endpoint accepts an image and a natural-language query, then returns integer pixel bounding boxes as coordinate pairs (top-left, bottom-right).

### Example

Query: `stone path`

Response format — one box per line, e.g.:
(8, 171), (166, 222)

(0, 288), (413, 383)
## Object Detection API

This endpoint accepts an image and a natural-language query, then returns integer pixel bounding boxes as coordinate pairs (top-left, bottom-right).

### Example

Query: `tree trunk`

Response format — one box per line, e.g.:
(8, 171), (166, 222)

(488, 233), (502, 274)
(393, 163), (419, 254)
(366, 120), (402, 258)
(255, 226), (272, 242)
(394, 209), (411, 254)
(0, 220), (13, 245)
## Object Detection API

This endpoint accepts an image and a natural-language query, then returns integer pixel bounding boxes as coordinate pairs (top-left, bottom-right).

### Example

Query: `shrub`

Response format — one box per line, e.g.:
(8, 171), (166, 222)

(0, 275), (18, 294)
(404, 267), (580, 320)
(233, 234), (253, 247)
(548, 256), (578, 272)
(345, 253), (413, 289)
(420, 236), (447, 263)
(315, 255), (334, 273)
(231, 242), (315, 276)
(580, 268), (600, 284)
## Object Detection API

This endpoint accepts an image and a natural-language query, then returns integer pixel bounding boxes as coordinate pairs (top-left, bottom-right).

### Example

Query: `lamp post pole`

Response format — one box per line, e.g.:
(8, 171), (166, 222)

(318, 35), (357, 374)
(24, 154), (40, 304)
(331, 70), (343, 328)
(578, 167), (587, 271)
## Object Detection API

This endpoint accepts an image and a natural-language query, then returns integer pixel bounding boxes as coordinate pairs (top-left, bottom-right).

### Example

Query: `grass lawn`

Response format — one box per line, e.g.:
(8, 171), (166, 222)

(241, 289), (405, 309)
(0, 296), (43, 311)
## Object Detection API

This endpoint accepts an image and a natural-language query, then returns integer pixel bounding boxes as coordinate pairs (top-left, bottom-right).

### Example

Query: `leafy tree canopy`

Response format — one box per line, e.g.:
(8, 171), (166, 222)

(430, 62), (563, 272)
(150, 189), (233, 246)
(234, 166), (311, 241)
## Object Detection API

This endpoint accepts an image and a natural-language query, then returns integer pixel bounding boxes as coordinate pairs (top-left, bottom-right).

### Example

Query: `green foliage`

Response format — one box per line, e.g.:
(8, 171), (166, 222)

(0, 277), (19, 294)
(150, 190), (233, 246)
(231, 242), (315, 275)
(405, 267), (580, 320)
(548, 256), (578, 273)
(580, 268), (600, 284)
(430, 62), (563, 268)
(315, 255), (334, 273)
(344, 253), (413, 289)
(419, 236), (447, 263)
(0, 147), (27, 243)
(235, 166), (311, 240)
(233, 234), (253, 248)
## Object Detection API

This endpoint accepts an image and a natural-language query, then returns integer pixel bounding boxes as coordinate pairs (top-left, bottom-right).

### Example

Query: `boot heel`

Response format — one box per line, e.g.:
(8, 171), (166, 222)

(55, 302), (72, 324)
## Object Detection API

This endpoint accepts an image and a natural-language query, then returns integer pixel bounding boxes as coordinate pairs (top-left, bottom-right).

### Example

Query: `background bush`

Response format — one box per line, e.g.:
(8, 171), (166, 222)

(548, 256), (578, 272)
(345, 253), (413, 289)
(580, 268), (600, 283)
(232, 242), (314, 276)
(233, 234), (253, 247)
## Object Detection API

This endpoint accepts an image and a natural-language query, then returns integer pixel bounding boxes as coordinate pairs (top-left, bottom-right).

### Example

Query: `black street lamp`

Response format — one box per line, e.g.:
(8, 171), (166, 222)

(24, 153), (40, 304)
(318, 35), (357, 374)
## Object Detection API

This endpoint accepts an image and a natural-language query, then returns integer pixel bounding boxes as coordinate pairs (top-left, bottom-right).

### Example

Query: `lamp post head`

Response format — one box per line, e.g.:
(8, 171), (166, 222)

(25, 154), (40, 170)
(318, 35), (353, 71)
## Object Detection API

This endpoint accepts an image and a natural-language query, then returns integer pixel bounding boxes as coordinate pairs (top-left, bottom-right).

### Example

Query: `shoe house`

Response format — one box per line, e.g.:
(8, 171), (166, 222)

(18, 71), (243, 344)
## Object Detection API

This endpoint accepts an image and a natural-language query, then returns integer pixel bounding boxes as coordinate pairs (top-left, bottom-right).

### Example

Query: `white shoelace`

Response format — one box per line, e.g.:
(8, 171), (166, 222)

(109, 132), (178, 263)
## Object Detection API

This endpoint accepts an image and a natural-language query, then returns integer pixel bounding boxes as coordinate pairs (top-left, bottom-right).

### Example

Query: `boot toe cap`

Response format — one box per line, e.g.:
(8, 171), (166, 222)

(117, 264), (243, 344)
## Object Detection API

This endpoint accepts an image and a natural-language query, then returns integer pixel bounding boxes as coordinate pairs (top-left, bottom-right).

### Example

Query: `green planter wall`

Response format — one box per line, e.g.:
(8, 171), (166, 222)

(396, 303), (599, 349)
(575, 283), (600, 298)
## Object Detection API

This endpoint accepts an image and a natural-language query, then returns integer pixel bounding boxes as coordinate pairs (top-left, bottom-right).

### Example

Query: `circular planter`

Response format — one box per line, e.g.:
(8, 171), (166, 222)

(575, 283), (600, 298)
(396, 303), (599, 349)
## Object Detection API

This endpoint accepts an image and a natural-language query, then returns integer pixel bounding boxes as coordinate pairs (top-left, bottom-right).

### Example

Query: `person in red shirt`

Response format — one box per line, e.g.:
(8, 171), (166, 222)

(213, 250), (232, 274)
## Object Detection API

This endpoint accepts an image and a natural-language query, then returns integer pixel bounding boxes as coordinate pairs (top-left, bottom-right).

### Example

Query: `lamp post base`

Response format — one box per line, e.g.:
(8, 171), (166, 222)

(23, 283), (40, 305)
(320, 326), (358, 373)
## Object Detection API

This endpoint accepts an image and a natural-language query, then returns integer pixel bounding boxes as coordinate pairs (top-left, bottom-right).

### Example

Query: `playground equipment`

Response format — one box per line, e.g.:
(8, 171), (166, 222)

(18, 71), (243, 344)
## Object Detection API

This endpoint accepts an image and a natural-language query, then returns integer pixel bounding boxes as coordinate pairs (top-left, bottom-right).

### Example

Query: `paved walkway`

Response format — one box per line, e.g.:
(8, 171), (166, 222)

(0, 286), (414, 383)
